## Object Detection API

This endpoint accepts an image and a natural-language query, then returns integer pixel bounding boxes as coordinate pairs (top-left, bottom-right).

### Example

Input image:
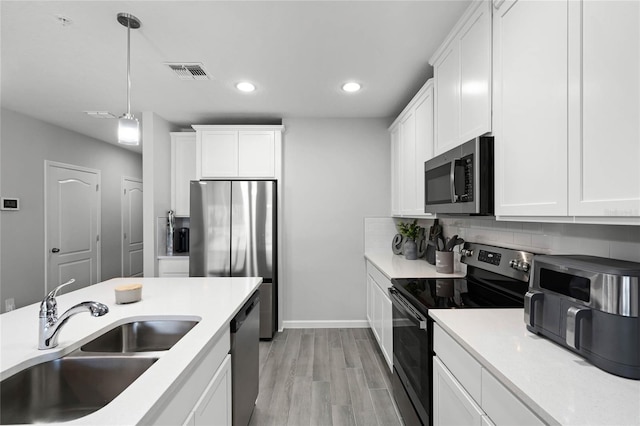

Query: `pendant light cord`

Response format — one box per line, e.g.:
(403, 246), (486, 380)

(126, 19), (131, 116)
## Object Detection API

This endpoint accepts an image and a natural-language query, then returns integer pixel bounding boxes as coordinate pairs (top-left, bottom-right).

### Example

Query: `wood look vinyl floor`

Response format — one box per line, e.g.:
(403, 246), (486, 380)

(248, 328), (403, 426)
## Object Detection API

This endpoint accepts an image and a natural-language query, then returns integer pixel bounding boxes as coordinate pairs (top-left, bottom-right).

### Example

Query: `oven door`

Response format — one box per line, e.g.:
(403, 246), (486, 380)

(390, 287), (432, 426)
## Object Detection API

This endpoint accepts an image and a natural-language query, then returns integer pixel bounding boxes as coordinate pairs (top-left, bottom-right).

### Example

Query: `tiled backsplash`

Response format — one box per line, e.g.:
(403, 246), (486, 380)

(365, 216), (640, 263)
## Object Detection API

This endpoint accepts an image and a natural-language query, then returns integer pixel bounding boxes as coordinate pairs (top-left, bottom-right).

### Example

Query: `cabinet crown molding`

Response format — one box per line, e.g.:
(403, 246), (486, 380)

(191, 124), (284, 132)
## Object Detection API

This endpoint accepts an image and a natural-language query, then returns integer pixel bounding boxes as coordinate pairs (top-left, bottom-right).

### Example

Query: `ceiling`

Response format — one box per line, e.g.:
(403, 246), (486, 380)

(1, 1), (469, 153)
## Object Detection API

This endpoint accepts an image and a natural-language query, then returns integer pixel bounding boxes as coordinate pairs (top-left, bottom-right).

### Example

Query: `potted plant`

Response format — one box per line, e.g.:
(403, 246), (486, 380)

(397, 219), (422, 260)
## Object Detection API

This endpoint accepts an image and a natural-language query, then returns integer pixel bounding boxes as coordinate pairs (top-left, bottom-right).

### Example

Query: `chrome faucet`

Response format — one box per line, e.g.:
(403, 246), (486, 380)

(38, 279), (109, 350)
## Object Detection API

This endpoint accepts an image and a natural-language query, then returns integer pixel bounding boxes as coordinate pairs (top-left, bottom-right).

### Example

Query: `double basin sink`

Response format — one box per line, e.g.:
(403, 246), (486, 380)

(1, 319), (198, 424)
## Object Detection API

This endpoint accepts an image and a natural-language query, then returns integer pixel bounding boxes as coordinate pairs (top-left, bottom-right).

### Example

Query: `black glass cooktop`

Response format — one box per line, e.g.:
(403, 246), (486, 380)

(391, 268), (526, 317)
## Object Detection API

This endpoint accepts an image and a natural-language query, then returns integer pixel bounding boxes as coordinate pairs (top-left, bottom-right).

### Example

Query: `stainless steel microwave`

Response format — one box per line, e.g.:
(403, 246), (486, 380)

(424, 136), (494, 215)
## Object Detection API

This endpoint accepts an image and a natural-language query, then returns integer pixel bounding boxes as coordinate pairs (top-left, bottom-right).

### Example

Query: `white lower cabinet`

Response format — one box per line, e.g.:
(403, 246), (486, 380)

(434, 357), (485, 426)
(183, 355), (232, 426)
(149, 329), (232, 425)
(158, 257), (189, 277)
(433, 323), (544, 426)
(366, 261), (393, 371)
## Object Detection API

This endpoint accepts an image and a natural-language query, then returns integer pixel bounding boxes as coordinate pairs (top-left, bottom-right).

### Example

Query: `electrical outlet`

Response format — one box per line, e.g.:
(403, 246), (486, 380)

(5, 298), (15, 312)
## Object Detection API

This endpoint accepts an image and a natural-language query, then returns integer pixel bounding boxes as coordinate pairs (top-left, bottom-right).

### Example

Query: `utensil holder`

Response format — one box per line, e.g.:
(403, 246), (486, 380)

(435, 251), (454, 274)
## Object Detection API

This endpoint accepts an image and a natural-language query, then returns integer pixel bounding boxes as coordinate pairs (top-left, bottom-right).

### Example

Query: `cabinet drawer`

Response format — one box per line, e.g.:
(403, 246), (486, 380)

(481, 369), (545, 426)
(366, 261), (391, 294)
(433, 323), (482, 403)
(159, 258), (190, 276)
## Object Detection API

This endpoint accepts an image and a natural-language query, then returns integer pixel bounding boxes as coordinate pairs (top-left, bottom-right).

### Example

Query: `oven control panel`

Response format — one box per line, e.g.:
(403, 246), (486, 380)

(461, 242), (535, 283)
(478, 250), (501, 266)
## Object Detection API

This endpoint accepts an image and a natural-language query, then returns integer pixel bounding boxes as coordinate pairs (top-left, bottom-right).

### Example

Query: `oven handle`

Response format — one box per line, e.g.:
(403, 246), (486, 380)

(389, 288), (427, 330)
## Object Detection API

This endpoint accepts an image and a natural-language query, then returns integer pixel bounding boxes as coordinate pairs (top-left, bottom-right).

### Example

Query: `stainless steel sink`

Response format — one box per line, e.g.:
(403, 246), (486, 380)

(0, 355), (158, 424)
(80, 319), (198, 353)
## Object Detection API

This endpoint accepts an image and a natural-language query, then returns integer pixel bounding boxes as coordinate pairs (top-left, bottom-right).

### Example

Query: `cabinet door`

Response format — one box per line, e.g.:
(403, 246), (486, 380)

(459, 1), (492, 142)
(371, 279), (383, 344)
(381, 289), (393, 372)
(238, 131), (275, 177)
(414, 87), (434, 216)
(200, 131), (238, 178)
(390, 126), (402, 216)
(569, 1), (640, 216)
(193, 354), (232, 426)
(366, 273), (373, 328)
(400, 111), (417, 215)
(172, 133), (197, 216)
(433, 357), (484, 426)
(434, 42), (461, 155)
(494, 0), (569, 216)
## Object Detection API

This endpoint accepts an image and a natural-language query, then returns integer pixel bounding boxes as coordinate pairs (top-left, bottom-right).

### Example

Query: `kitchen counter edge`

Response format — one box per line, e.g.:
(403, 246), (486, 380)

(429, 309), (640, 426)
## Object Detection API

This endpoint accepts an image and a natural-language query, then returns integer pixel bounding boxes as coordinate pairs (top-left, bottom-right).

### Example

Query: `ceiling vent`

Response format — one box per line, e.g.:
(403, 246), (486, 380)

(166, 63), (211, 80)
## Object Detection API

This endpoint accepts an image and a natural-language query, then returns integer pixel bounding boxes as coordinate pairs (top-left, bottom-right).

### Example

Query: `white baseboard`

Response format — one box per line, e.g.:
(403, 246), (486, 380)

(282, 320), (369, 329)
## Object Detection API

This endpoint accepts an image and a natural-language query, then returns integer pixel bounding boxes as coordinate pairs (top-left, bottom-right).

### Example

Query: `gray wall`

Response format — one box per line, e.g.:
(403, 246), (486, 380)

(142, 112), (175, 277)
(281, 118), (390, 326)
(0, 108), (142, 311)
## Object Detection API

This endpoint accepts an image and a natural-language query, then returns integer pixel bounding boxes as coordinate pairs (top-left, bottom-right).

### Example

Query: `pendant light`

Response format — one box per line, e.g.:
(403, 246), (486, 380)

(117, 13), (141, 145)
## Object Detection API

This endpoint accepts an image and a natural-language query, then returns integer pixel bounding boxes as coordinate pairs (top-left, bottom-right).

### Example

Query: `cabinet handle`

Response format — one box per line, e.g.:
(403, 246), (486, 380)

(51, 248), (60, 253)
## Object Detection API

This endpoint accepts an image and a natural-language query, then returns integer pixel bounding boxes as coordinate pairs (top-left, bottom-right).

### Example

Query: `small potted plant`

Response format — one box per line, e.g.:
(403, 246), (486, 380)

(397, 219), (422, 260)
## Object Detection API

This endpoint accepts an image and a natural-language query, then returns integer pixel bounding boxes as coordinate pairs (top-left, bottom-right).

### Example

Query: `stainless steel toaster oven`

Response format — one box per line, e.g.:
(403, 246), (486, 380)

(525, 255), (640, 379)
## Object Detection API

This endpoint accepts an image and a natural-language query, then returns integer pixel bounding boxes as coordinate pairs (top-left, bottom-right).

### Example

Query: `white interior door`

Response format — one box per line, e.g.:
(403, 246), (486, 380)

(45, 161), (101, 295)
(122, 177), (143, 277)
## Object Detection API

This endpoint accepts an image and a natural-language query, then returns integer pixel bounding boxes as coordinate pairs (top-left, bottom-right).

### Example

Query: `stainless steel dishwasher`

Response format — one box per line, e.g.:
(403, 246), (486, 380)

(230, 290), (260, 426)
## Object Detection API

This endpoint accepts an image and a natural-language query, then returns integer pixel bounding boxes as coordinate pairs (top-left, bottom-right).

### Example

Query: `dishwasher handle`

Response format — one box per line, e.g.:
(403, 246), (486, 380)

(231, 291), (260, 333)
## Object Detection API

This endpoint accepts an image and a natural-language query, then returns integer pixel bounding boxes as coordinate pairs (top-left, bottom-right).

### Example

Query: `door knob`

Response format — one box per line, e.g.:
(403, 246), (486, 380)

(51, 248), (60, 253)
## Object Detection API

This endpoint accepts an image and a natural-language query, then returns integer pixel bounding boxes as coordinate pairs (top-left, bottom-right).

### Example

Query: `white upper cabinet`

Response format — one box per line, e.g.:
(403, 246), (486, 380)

(390, 126), (402, 216)
(389, 80), (435, 217)
(433, 44), (460, 154)
(493, 0), (569, 216)
(400, 111), (417, 215)
(568, 1), (640, 217)
(494, 0), (640, 222)
(431, 0), (492, 155)
(171, 132), (197, 216)
(193, 125), (283, 180)
(237, 131), (276, 177)
(199, 130), (238, 178)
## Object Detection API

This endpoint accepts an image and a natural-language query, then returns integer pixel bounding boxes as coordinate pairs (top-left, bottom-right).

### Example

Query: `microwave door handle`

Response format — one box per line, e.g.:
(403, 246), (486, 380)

(450, 160), (457, 203)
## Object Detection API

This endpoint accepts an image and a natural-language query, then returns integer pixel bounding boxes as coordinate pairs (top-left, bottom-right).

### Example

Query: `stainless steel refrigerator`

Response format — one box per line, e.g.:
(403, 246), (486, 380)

(190, 180), (276, 340)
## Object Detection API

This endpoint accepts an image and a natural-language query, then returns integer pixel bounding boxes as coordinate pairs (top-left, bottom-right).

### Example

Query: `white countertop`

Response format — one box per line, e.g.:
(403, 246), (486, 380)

(365, 251), (466, 279)
(157, 254), (189, 260)
(429, 309), (640, 426)
(0, 276), (261, 425)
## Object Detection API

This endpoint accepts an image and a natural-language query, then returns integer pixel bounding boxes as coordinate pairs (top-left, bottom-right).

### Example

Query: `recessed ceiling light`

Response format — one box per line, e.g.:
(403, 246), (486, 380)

(342, 82), (361, 93)
(236, 82), (256, 92)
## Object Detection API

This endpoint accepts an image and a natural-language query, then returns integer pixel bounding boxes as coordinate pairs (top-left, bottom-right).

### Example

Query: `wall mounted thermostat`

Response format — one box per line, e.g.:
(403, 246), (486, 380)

(1, 197), (20, 211)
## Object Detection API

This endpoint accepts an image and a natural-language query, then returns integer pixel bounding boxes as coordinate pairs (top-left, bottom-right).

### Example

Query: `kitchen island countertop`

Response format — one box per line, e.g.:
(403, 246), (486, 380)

(0, 276), (261, 425)
(430, 309), (640, 426)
